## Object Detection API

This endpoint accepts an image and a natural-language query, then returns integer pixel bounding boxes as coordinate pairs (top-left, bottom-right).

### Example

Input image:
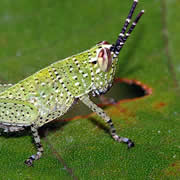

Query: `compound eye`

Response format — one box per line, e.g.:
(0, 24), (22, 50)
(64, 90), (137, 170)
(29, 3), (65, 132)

(97, 41), (110, 45)
(97, 48), (112, 72)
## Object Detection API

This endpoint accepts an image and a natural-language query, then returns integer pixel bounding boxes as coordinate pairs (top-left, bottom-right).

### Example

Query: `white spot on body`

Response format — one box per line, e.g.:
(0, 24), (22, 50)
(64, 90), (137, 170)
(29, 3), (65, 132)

(82, 79), (87, 87)
(67, 92), (71, 96)
(56, 75), (61, 79)
(2, 122), (11, 125)
(54, 71), (58, 75)
(91, 72), (94, 76)
(55, 89), (59, 93)
(83, 73), (88, 78)
(72, 76), (77, 80)
(75, 82), (80, 86)
(85, 90), (89, 94)
(96, 68), (101, 74)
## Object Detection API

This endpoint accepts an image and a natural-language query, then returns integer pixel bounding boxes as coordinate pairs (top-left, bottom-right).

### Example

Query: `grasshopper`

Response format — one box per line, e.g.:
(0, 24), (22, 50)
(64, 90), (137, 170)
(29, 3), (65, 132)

(0, 0), (144, 166)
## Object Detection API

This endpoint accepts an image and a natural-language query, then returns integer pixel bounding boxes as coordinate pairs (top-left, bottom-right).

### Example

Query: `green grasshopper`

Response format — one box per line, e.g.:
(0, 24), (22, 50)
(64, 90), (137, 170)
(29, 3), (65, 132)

(0, 0), (144, 166)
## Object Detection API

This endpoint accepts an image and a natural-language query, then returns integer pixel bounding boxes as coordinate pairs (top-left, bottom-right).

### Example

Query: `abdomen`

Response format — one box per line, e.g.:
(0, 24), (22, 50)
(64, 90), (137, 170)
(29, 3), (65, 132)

(0, 98), (38, 127)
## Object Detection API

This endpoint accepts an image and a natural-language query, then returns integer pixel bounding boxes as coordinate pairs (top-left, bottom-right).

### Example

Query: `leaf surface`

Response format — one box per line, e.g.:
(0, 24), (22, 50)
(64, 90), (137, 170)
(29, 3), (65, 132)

(0, 0), (179, 179)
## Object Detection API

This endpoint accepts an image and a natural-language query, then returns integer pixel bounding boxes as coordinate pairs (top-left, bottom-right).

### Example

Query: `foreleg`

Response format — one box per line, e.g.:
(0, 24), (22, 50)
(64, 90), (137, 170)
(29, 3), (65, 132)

(80, 95), (134, 148)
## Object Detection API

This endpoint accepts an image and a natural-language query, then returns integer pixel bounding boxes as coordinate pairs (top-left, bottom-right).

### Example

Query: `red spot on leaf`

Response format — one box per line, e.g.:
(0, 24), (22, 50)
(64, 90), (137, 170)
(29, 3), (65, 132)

(154, 102), (167, 109)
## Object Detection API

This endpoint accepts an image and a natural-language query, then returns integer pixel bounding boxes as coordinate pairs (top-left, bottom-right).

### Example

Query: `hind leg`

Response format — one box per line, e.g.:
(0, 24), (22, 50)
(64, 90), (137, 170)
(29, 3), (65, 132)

(25, 125), (44, 166)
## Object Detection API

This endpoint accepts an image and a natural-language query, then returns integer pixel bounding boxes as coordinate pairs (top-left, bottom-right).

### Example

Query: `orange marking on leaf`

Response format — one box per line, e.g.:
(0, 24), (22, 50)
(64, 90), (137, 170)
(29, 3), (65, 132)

(154, 102), (167, 109)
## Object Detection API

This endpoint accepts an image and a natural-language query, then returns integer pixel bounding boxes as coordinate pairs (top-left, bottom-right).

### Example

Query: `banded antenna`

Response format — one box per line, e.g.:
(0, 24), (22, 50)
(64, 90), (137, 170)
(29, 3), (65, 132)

(110, 0), (144, 59)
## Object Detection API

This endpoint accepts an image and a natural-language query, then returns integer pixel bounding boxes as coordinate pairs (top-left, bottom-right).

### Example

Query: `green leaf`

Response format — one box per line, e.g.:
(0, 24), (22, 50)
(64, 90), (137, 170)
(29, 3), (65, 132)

(0, 0), (179, 179)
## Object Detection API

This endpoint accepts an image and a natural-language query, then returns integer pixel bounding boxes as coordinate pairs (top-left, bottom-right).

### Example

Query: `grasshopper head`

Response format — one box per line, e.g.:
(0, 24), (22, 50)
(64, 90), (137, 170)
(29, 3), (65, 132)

(94, 4), (144, 74)
(89, 41), (118, 96)
(90, 0), (144, 96)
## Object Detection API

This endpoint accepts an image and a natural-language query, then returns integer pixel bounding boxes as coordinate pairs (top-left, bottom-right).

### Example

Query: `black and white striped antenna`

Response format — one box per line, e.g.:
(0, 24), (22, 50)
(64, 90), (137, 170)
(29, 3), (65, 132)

(110, 0), (144, 59)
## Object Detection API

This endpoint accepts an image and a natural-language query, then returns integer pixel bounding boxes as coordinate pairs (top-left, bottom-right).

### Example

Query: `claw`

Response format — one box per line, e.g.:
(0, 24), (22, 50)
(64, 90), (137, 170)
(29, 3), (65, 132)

(127, 139), (135, 149)
(24, 159), (33, 167)
(113, 136), (135, 148)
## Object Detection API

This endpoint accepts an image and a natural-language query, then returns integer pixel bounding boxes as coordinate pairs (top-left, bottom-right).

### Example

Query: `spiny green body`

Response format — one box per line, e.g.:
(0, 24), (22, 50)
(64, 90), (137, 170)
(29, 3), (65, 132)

(0, 44), (117, 128)
(0, 0), (144, 166)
